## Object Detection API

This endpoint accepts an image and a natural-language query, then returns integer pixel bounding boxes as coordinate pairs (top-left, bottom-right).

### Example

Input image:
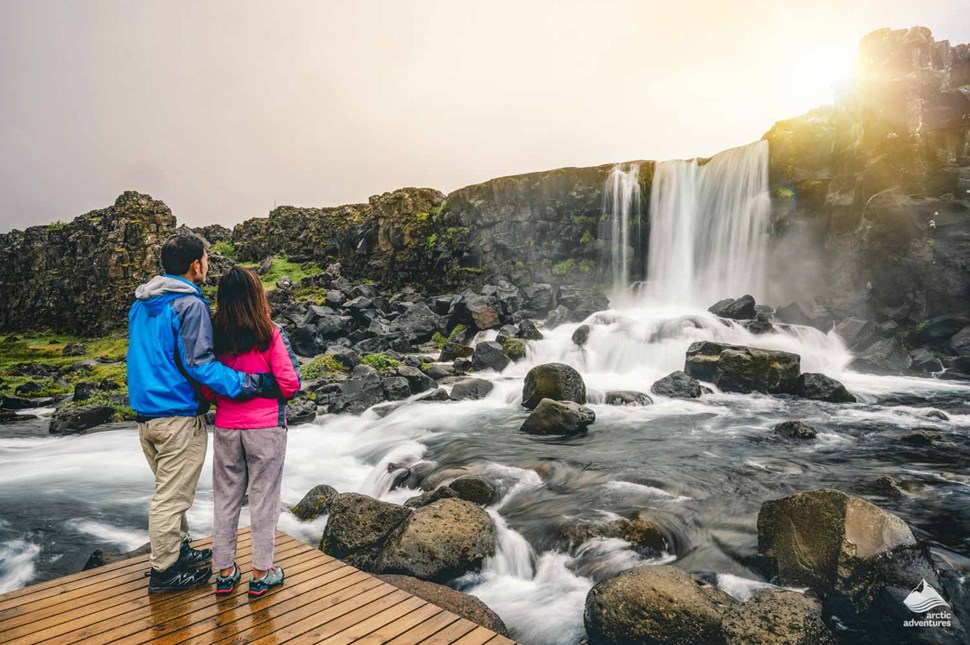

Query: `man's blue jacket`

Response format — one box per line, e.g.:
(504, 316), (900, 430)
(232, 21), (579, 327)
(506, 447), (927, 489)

(126, 274), (266, 419)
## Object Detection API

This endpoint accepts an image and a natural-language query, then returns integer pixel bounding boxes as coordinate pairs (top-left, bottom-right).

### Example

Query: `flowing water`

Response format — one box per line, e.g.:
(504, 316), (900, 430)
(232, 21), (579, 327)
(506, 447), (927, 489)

(604, 163), (642, 293)
(2, 140), (969, 643)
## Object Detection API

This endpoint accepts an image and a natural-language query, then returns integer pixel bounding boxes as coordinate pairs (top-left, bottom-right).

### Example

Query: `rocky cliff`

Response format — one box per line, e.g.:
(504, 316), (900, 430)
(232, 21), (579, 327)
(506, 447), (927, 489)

(765, 26), (970, 325)
(0, 192), (175, 335)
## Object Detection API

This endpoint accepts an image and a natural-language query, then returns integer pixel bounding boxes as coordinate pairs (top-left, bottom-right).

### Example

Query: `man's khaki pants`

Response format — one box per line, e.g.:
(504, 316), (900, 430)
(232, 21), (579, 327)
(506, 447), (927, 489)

(138, 415), (208, 571)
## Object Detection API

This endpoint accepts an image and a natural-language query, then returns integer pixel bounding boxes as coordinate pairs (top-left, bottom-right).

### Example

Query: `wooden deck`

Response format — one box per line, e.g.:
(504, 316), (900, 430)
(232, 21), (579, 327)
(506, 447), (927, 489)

(0, 528), (516, 644)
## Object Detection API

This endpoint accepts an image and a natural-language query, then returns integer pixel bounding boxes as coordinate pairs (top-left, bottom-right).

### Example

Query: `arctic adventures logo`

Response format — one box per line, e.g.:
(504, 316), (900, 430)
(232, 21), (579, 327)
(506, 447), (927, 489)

(902, 579), (952, 629)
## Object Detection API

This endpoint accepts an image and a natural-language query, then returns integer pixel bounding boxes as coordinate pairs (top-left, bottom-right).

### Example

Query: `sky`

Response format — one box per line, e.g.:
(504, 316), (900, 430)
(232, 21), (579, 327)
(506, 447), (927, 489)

(1, 1), (969, 231)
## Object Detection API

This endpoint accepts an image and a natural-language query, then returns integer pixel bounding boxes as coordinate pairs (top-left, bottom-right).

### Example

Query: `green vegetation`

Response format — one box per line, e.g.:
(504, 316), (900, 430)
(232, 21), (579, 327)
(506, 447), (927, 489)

(551, 259), (575, 276)
(579, 230), (595, 245)
(292, 286), (329, 305)
(46, 220), (67, 231)
(211, 241), (235, 258)
(578, 259), (596, 272)
(426, 233), (439, 251)
(239, 254), (323, 290)
(775, 187), (795, 199)
(431, 323), (467, 349)
(360, 353), (401, 373)
(500, 337), (527, 361)
(0, 333), (132, 420)
(301, 354), (348, 380)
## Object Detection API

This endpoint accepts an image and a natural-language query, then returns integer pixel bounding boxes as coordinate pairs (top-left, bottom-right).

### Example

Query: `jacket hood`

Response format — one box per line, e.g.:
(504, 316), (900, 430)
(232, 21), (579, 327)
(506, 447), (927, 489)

(135, 275), (202, 316)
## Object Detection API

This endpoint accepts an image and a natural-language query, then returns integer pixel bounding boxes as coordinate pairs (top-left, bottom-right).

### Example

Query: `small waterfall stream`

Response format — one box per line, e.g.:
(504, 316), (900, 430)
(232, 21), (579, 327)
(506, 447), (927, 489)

(603, 164), (642, 293)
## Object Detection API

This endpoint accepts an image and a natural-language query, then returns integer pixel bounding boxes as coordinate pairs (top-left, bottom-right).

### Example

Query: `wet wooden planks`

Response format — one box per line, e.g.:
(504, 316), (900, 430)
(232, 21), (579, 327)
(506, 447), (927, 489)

(0, 528), (516, 644)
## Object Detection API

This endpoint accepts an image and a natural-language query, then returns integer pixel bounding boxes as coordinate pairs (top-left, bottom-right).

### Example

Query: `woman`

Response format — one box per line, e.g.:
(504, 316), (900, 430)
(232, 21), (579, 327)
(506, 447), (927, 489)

(205, 267), (301, 597)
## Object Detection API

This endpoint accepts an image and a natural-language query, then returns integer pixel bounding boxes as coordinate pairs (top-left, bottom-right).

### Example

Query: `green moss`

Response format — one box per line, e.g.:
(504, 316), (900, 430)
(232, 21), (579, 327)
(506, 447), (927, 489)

(360, 353), (401, 373)
(415, 212), (430, 223)
(292, 286), (329, 305)
(426, 233), (439, 250)
(551, 259), (575, 276)
(430, 200), (447, 217)
(302, 354), (347, 380)
(500, 337), (527, 361)
(46, 220), (67, 231)
(432, 323), (467, 349)
(579, 230), (594, 245)
(211, 241), (235, 258)
(775, 187), (795, 199)
(578, 259), (596, 272)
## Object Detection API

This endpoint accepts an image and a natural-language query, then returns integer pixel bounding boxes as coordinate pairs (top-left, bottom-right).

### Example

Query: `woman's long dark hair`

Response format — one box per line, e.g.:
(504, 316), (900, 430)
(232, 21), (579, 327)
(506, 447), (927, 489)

(212, 268), (275, 355)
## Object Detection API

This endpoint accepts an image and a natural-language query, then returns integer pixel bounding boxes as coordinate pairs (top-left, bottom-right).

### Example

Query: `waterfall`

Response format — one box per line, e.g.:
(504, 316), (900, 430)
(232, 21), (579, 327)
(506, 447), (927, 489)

(643, 140), (770, 306)
(603, 164), (642, 293)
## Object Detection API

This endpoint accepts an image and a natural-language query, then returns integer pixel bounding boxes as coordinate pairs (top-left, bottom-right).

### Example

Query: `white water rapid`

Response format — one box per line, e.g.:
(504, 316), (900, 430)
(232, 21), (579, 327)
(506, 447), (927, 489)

(604, 164), (642, 293)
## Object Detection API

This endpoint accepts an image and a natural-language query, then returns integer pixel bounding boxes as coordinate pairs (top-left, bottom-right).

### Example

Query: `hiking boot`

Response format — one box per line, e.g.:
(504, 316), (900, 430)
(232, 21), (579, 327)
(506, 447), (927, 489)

(148, 564), (211, 593)
(248, 566), (284, 597)
(178, 538), (213, 568)
(214, 564), (241, 596)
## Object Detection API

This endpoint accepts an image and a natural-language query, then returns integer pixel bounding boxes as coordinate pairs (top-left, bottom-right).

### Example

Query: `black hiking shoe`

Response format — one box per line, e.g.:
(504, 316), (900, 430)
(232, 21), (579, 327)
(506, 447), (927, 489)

(148, 564), (212, 593)
(177, 538), (213, 568)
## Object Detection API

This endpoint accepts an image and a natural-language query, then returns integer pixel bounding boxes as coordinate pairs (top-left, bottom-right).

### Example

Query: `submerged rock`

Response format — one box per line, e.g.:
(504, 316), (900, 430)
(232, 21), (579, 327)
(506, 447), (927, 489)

(797, 373), (856, 403)
(378, 575), (509, 636)
(572, 324), (591, 346)
(773, 420), (817, 439)
(291, 484), (338, 521)
(721, 589), (835, 644)
(584, 565), (735, 645)
(520, 398), (595, 436)
(449, 378), (494, 401)
(82, 542), (151, 571)
(685, 341), (800, 394)
(522, 362), (587, 409)
(447, 476), (496, 506)
(847, 337), (912, 375)
(330, 372), (385, 414)
(604, 390), (652, 406)
(650, 371), (702, 399)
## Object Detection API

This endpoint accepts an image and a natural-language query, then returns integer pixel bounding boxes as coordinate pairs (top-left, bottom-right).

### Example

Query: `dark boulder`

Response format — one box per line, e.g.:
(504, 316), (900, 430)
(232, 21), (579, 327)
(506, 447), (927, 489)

(757, 488), (957, 638)
(773, 420), (817, 439)
(584, 565), (735, 645)
(448, 477), (496, 506)
(908, 348), (944, 374)
(572, 324), (591, 346)
(470, 341), (510, 372)
(568, 511), (670, 558)
(291, 484), (339, 521)
(449, 378), (494, 401)
(15, 381), (45, 396)
(516, 319), (544, 340)
(522, 363), (587, 409)
(49, 405), (114, 434)
(708, 294), (757, 320)
(439, 340), (473, 362)
(82, 542), (151, 571)
(331, 373), (385, 414)
(650, 371), (702, 399)
(833, 317), (878, 351)
(324, 346), (361, 370)
(520, 398), (595, 436)
(721, 589), (835, 644)
(499, 337), (527, 362)
(403, 486), (459, 508)
(450, 292), (500, 330)
(604, 390), (652, 406)
(847, 337), (912, 374)
(418, 388), (451, 402)
(286, 397), (317, 425)
(685, 341), (801, 394)
(378, 575), (509, 636)
(394, 365), (437, 394)
(379, 498), (496, 583)
(1, 396), (42, 410)
(557, 286), (609, 322)
(915, 315), (970, 345)
(382, 376), (412, 402)
(521, 283), (556, 314)
(951, 325), (970, 356)
(389, 302), (439, 344)
(797, 373), (856, 403)
(545, 305), (571, 329)
(319, 493), (412, 569)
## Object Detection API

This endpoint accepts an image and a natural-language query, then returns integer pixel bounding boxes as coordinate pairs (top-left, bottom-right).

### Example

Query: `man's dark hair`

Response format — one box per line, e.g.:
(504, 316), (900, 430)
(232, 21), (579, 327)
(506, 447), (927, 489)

(161, 233), (206, 275)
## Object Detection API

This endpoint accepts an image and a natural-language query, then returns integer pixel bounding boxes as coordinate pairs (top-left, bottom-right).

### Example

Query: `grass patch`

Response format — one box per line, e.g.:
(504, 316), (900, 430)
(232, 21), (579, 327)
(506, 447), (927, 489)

(431, 323), (467, 349)
(302, 354), (348, 380)
(211, 241), (235, 259)
(360, 353), (401, 373)
(239, 255), (323, 291)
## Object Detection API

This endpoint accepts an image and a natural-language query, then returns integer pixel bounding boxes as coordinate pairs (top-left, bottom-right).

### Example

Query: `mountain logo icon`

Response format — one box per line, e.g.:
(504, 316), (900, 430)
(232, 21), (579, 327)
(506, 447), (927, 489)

(903, 579), (950, 614)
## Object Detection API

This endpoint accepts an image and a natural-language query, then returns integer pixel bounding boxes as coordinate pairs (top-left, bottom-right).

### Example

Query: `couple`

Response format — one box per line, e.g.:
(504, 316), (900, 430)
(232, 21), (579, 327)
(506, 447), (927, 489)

(126, 232), (302, 596)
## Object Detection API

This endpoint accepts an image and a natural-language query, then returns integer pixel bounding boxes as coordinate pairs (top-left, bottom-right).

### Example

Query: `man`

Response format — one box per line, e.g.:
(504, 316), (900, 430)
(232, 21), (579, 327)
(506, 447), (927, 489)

(127, 232), (276, 593)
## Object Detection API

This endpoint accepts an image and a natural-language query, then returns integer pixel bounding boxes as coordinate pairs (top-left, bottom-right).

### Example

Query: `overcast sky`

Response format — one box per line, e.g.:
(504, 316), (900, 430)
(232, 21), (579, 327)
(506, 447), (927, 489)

(1, 1), (968, 231)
